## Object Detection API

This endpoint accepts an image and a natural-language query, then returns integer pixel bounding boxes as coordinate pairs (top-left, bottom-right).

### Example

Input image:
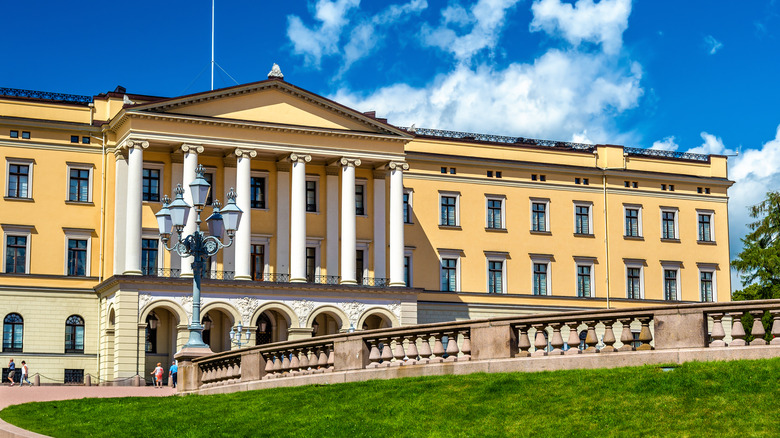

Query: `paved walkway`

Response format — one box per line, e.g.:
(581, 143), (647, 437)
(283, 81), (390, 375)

(0, 385), (175, 437)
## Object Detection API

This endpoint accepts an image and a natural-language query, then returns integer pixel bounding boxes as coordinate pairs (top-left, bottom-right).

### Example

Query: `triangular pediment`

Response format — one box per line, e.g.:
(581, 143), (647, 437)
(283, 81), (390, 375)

(128, 80), (407, 137)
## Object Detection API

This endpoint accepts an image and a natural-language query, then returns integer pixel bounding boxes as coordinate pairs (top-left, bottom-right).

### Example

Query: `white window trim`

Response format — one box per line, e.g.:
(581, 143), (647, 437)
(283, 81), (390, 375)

(530, 254), (553, 296)
(485, 252), (508, 294)
(439, 191), (461, 226)
(660, 261), (682, 301)
(5, 158), (34, 199)
(250, 171), (270, 211)
(251, 235), (271, 277)
(438, 249), (462, 292)
(141, 230), (164, 273)
(624, 260), (645, 300)
(696, 209), (715, 242)
(306, 238), (323, 277)
(305, 174), (320, 214)
(623, 204), (643, 237)
(485, 194), (506, 229)
(1, 225), (33, 274)
(355, 178), (368, 217)
(356, 241), (370, 279)
(142, 162), (165, 204)
(660, 206), (680, 240)
(573, 257), (596, 298)
(404, 249), (414, 287)
(403, 187), (413, 224)
(573, 201), (594, 235)
(698, 263), (718, 302)
(530, 198), (550, 232)
(63, 229), (93, 277)
(66, 162), (94, 203)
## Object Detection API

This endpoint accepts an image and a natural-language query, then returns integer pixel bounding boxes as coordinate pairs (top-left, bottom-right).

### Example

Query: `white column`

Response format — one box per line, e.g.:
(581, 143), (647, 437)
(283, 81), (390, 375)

(389, 161), (409, 287)
(325, 167), (340, 279)
(340, 157), (360, 284)
(180, 144), (203, 278)
(289, 153), (311, 283)
(221, 156), (237, 275)
(373, 170), (387, 280)
(276, 162), (291, 277)
(234, 148), (256, 280)
(169, 154), (184, 273)
(112, 150), (128, 276)
(123, 139), (148, 275)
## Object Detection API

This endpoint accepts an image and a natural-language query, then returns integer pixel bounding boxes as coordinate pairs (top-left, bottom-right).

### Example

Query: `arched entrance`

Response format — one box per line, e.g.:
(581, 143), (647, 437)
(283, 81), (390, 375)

(143, 306), (179, 385)
(255, 309), (289, 345)
(310, 310), (345, 337)
(361, 313), (393, 330)
(200, 309), (234, 353)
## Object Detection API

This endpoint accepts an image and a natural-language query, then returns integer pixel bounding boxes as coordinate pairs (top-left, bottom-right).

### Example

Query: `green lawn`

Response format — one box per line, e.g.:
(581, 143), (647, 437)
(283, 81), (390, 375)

(3, 358), (780, 437)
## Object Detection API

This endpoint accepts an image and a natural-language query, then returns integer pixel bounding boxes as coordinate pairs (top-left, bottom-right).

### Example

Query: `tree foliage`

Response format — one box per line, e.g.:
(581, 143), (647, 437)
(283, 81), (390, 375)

(732, 191), (780, 300)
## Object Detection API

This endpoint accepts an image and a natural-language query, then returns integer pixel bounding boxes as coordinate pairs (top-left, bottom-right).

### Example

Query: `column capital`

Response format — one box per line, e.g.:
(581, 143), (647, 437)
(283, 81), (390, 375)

(235, 148), (258, 159)
(339, 157), (361, 168)
(114, 147), (128, 160)
(290, 153), (312, 164)
(180, 143), (204, 154)
(121, 139), (149, 151)
(388, 161), (409, 171)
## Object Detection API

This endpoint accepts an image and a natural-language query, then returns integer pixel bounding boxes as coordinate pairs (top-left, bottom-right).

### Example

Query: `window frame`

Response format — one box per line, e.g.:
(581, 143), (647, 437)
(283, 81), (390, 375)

(2, 313), (23, 353)
(574, 257), (596, 298)
(530, 198), (550, 233)
(305, 238), (322, 281)
(485, 194), (506, 230)
(404, 250), (413, 287)
(530, 254), (553, 296)
(250, 171), (269, 210)
(355, 179), (367, 217)
(439, 191), (460, 227)
(5, 158), (33, 199)
(2, 225), (32, 274)
(64, 229), (92, 277)
(64, 315), (85, 354)
(660, 206), (679, 240)
(250, 235), (271, 281)
(624, 260), (645, 300)
(485, 252), (508, 294)
(141, 234), (161, 276)
(698, 264), (718, 302)
(573, 201), (593, 235)
(438, 250), (462, 292)
(623, 204), (643, 238)
(202, 168), (216, 206)
(66, 162), (94, 203)
(305, 175), (319, 213)
(403, 188), (413, 224)
(661, 262), (682, 301)
(141, 163), (164, 203)
(696, 209), (715, 242)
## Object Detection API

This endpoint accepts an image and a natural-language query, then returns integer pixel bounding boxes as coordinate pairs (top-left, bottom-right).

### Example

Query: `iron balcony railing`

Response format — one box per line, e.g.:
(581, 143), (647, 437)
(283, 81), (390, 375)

(139, 268), (392, 288)
(309, 275), (341, 285)
(0, 87), (93, 105)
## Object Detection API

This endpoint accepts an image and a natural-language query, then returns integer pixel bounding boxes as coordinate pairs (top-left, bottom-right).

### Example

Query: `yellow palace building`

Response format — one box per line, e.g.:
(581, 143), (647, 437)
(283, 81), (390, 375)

(0, 66), (732, 384)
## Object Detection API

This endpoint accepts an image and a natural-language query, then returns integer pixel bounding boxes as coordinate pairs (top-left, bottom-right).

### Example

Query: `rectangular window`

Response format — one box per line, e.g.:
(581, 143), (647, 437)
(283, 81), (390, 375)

(10, 130), (18, 138)
(404, 255), (411, 287)
(575, 205), (590, 234)
(531, 201), (547, 232)
(627, 268), (641, 299)
(577, 265), (591, 297)
(488, 260), (503, 294)
(21, 132), (30, 139)
(70, 135), (79, 143)
(251, 244), (265, 281)
(662, 211), (676, 239)
(67, 239), (88, 276)
(487, 171), (493, 177)
(664, 269), (678, 301)
(441, 258), (457, 291)
(625, 208), (639, 237)
(356, 250), (365, 284)
(68, 168), (90, 202)
(82, 137), (90, 144)
(306, 247), (316, 282)
(5, 236), (27, 274)
(487, 199), (503, 229)
(496, 171), (502, 178)
(142, 168), (160, 202)
(141, 238), (158, 276)
(698, 214), (712, 242)
(8, 163), (30, 198)
(403, 190), (412, 224)
(251, 177), (266, 209)
(441, 167), (447, 174)
(306, 180), (317, 212)
(701, 271), (714, 302)
(203, 172), (214, 205)
(533, 263), (548, 296)
(355, 184), (365, 216)
(440, 196), (457, 226)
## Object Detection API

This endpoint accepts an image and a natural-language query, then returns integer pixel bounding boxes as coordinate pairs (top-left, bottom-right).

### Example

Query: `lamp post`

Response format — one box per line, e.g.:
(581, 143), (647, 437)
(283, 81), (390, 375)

(155, 164), (242, 359)
(229, 323), (251, 348)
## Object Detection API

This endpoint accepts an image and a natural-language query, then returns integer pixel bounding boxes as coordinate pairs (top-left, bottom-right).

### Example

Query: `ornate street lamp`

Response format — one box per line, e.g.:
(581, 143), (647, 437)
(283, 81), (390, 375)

(229, 322), (251, 348)
(155, 164), (242, 359)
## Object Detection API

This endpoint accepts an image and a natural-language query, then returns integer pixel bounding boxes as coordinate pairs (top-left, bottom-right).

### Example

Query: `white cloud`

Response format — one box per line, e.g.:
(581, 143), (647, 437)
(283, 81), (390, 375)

(287, 0), (361, 66)
(687, 132), (735, 155)
(650, 136), (679, 151)
(530, 0), (632, 55)
(704, 35), (723, 55)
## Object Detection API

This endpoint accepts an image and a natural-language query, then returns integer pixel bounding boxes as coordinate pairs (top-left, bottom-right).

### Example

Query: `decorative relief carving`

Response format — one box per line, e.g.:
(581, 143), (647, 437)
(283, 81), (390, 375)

(268, 63), (284, 79)
(339, 157), (361, 167)
(180, 144), (205, 154)
(289, 153), (312, 163)
(113, 148), (128, 160)
(292, 299), (316, 326)
(387, 300), (402, 321)
(179, 295), (195, 323)
(138, 294), (153, 312)
(340, 300), (366, 327)
(388, 161), (409, 171)
(233, 296), (260, 326)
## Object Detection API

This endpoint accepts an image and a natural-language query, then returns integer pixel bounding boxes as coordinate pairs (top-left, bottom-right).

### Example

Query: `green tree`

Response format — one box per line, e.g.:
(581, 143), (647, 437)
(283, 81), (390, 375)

(731, 191), (780, 301)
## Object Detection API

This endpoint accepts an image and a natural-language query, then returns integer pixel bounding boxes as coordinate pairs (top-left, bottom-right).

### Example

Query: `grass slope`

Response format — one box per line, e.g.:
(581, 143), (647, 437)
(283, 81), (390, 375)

(3, 358), (780, 437)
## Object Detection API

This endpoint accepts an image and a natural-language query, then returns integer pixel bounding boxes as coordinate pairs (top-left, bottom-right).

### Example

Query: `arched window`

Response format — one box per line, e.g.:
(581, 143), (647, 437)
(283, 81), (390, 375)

(3, 313), (23, 352)
(65, 315), (85, 353)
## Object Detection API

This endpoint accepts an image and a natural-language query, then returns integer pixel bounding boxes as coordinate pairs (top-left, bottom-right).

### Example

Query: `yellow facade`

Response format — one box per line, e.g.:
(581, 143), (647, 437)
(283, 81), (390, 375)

(0, 74), (731, 384)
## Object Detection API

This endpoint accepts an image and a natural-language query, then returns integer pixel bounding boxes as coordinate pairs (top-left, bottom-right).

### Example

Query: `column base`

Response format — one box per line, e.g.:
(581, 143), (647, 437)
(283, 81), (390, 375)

(233, 275), (252, 281)
(340, 279), (357, 285)
(290, 277), (307, 283)
(122, 270), (142, 276)
(388, 282), (406, 287)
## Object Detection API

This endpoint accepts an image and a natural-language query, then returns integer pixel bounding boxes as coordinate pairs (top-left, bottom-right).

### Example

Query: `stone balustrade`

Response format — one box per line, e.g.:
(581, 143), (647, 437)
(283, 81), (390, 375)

(180, 299), (780, 395)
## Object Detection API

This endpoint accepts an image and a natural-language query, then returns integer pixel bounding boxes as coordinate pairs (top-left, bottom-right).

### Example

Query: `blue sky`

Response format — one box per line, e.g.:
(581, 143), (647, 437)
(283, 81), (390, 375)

(3, 0), (779, 290)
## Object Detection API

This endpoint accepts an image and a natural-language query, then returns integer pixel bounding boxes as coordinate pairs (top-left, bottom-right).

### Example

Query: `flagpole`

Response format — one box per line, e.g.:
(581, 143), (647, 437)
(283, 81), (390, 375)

(211, 0), (215, 91)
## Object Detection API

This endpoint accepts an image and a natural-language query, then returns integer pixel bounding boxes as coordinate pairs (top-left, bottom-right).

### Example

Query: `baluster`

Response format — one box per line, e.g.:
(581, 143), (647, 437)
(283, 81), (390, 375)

(299, 348), (310, 374)
(318, 345), (329, 369)
(517, 325), (531, 357)
(445, 331), (460, 361)
(565, 322), (581, 355)
(380, 338), (393, 366)
(418, 334), (433, 364)
(532, 324), (548, 357)
(600, 320), (617, 353)
(750, 311), (767, 345)
(392, 336), (406, 366)
(730, 312), (747, 346)
(272, 353), (282, 378)
(406, 335), (419, 365)
(263, 354), (274, 379)
(431, 333), (445, 363)
(326, 345), (335, 371)
(549, 323), (564, 356)
(583, 320), (599, 353)
(618, 318), (634, 352)
(281, 351), (292, 376)
(771, 311), (780, 345)
(460, 330), (471, 361)
(367, 339), (382, 368)
(637, 317), (653, 350)
(289, 349), (301, 376)
(709, 313), (726, 347)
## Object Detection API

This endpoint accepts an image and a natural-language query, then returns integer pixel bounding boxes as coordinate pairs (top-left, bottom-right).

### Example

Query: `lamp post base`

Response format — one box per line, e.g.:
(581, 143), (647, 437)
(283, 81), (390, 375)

(174, 345), (214, 362)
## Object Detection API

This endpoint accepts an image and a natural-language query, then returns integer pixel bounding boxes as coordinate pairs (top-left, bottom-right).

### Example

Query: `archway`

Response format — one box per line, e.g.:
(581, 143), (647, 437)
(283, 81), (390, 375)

(255, 309), (289, 345)
(309, 306), (347, 337)
(200, 308), (235, 353)
(357, 308), (399, 331)
(142, 306), (180, 385)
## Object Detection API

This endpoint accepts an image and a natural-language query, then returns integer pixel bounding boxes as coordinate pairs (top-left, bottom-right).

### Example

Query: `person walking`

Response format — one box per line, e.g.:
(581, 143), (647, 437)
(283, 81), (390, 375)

(151, 362), (164, 388)
(20, 361), (32, 386)
(169, 360), (178, 388)
(6, 358), (15, 386)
